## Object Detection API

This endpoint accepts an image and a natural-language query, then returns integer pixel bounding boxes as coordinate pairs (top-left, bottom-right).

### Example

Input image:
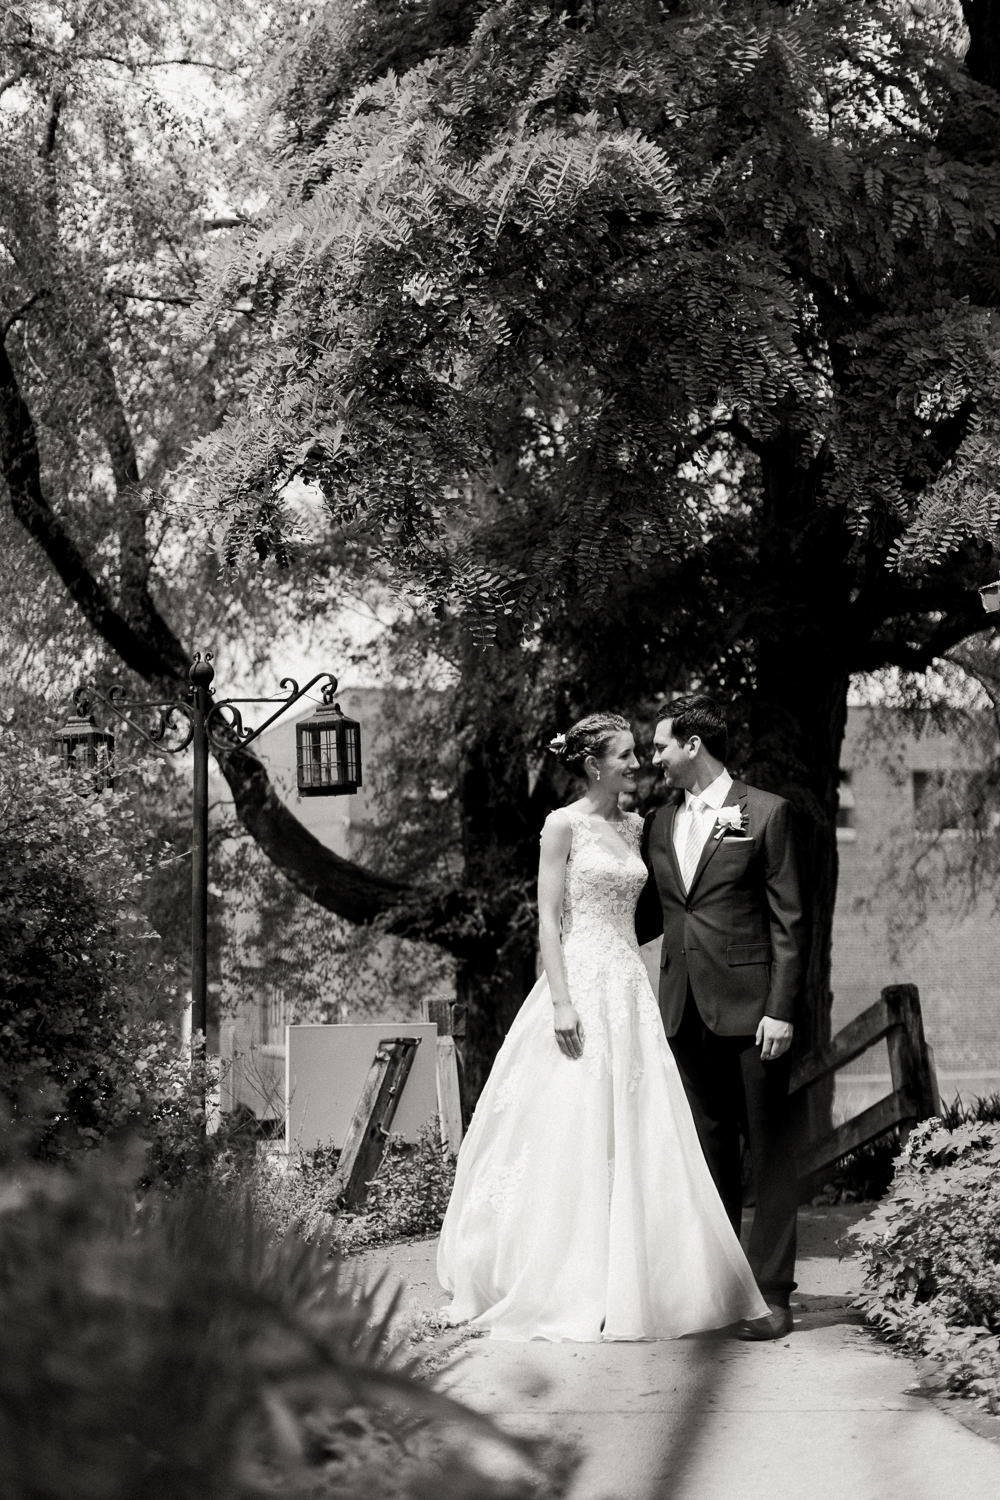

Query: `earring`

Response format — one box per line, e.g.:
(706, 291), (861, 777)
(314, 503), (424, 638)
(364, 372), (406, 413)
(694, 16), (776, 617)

(596, 770), (601, 781)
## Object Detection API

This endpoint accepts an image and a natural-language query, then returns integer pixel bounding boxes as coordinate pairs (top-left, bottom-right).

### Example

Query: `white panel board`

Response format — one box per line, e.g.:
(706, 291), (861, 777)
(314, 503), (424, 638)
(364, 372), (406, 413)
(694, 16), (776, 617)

(285, 1022), (439, 1154)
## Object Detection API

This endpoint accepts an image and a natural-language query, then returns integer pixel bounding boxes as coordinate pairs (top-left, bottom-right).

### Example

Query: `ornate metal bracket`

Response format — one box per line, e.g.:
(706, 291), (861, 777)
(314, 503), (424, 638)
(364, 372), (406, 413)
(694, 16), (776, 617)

(72, 684), (196, 755)
(204, 673), (339, 754)
(73, 665), (341, 761)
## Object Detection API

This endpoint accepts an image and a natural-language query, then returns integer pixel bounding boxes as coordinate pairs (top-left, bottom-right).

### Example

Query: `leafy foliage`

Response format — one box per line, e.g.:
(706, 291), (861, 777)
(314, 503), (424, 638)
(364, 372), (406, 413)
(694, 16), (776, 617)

(0, 725), (233, 1181)
(253, 1121), (458, 1256)
(0, 1144), (553, 1499)
(192, 0), (1000, 611)
(181, 0), (1000, 1089)
(216, 827), (456, 1027)
(0, 728), (165, 1155)
(810, 1133), (901, 1205)
(855, 1115), (1000, 1408)
(338, 1121), (458, 1251)
(0, 0), (310, 698)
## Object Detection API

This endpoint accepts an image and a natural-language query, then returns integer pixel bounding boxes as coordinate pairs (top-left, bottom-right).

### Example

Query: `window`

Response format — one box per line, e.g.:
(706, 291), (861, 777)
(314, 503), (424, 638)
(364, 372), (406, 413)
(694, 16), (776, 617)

(259, 984), (288, 1047)
(836, 769), (856, 842)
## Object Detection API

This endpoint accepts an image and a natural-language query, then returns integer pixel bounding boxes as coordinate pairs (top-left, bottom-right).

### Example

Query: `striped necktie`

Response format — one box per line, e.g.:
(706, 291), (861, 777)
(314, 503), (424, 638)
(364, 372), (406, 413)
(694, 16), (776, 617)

(680, 798), (707, 891)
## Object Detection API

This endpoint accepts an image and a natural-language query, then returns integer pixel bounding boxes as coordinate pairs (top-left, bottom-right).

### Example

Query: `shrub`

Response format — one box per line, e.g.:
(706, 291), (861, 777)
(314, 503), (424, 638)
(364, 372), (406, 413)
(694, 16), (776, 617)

(939, 1090), (1000, 1128)
(0, 1144), (559, 1499)
(854, 1116), (1000, 1408)
(809, 1133), (901, 1205)
(342, 1122), (458, 1250)
(811, 1094), (1000, 1207)
(0, 730), (164, 1156)
(254, 1123), (458, 1256)
(0, 729), (231, 1182)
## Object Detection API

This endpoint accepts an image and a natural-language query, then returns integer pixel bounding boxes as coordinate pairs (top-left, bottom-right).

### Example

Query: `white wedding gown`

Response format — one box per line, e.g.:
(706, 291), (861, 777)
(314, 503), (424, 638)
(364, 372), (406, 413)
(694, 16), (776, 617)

(437, 803), (769, 1341)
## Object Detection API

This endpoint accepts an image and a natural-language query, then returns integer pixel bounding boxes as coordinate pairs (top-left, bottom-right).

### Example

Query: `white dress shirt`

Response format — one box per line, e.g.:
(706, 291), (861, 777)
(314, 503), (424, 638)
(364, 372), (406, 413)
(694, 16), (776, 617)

(673, 770), (734, 878)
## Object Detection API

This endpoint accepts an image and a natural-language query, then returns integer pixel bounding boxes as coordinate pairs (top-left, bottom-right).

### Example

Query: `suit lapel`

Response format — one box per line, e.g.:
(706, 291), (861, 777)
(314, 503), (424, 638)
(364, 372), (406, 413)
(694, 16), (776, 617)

(659, 797), (684, 894)
(687, 779), (748, 897)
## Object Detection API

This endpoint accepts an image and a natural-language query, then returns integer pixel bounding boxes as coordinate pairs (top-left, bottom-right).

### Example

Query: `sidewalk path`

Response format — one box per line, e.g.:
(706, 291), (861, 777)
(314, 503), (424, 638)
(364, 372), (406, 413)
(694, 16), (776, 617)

(355, 1205), (1000, 1500)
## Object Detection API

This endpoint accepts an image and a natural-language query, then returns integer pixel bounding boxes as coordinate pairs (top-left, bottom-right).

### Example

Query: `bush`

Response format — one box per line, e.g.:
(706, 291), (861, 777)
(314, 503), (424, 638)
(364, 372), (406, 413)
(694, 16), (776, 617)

(0, 729), (228, 1182)
(0, 1144), (560, 1499)
(939, 1090), (1000, 1128)
(854, 1116), (1000, 1409)
(0, 730), (162, 1154)
(340, 1122), (458, 1251)
(811, 1094), (1000, 1207)
(254, 1123), (458, 1256)
(810, 1133), (901, 1205)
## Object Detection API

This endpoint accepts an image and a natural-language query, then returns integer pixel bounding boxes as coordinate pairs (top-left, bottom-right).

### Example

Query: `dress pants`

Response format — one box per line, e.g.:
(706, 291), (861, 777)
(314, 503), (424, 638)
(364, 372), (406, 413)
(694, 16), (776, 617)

(668, 987), (798, 1306)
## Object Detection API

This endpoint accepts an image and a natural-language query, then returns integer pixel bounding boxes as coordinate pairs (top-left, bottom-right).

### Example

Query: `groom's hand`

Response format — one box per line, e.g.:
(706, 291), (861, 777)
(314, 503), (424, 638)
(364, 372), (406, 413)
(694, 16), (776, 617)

(756, 1015), (793, 1061)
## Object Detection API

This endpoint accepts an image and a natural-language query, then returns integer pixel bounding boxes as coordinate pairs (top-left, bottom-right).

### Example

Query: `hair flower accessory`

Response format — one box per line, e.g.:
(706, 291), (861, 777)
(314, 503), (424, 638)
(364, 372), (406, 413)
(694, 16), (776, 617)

(547, 732), (568, 757)
(713, 805), (748, 839)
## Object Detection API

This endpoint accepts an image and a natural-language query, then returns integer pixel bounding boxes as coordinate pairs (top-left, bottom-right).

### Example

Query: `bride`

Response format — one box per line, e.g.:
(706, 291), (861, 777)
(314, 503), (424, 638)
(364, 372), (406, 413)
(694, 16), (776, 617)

(436, 712), (769, 1341)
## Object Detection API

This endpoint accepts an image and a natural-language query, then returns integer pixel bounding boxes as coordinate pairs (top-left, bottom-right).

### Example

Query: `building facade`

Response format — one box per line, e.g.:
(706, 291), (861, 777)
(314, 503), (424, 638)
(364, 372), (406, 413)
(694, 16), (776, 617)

(831, 706), (1000, 1117)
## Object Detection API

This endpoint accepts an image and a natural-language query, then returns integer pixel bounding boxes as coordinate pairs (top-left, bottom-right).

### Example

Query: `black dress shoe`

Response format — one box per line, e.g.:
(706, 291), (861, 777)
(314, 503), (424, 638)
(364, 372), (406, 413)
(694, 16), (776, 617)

(737, 1304), (793, 1341)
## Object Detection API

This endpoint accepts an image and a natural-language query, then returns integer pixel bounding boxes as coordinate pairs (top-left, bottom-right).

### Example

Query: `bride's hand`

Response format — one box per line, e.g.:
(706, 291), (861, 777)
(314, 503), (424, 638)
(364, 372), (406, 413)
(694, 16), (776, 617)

(553, 1001), (584, 1060)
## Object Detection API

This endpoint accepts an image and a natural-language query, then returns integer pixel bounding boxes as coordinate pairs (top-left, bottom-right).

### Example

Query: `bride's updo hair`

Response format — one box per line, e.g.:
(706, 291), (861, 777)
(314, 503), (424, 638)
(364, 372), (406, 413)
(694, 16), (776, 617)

(548, 712), (630, 776)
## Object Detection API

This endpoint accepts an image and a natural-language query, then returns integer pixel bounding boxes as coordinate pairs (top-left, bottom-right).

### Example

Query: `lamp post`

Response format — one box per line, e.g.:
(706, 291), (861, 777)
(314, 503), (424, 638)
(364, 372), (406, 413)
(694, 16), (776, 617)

(55, 654), (362, 1047)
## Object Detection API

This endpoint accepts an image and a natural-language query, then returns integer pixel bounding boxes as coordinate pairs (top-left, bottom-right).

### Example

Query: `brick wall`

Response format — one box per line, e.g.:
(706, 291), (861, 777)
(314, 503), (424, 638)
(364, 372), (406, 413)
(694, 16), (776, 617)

(831, 707), (1000, 1114)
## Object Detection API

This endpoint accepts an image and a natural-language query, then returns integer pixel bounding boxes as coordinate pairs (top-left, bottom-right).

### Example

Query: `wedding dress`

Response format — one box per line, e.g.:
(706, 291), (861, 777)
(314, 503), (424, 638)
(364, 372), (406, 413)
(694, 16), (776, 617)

(437, 802), (769, 1341)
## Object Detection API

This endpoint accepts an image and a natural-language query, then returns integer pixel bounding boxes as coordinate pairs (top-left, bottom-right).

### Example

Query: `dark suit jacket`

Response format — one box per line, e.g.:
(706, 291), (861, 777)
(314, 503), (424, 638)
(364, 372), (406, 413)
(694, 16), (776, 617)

(636, 780), (805, 1037)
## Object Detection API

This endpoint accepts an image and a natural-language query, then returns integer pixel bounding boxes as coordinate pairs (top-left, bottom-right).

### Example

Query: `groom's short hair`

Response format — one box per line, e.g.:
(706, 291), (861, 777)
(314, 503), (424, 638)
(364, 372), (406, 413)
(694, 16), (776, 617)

(658, 694), (728, 762)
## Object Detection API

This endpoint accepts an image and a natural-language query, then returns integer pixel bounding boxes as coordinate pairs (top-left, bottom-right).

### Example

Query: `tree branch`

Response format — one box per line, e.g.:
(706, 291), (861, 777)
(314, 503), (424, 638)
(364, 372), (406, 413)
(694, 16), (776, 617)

(17, 40), (239, 75)
(0, 338), (188, 681)
(105, 286), (196, 307)
(40, 85), (63, 158)
(853, 609), (997, 672)
(70, 53), (237, 73)
(1, 290), (48, 343)
(0, 68), (28, 99)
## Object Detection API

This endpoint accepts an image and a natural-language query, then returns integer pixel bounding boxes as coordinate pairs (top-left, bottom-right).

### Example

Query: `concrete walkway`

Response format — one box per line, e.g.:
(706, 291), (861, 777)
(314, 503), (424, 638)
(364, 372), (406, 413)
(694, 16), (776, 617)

(355, 1204), (1000, 1500)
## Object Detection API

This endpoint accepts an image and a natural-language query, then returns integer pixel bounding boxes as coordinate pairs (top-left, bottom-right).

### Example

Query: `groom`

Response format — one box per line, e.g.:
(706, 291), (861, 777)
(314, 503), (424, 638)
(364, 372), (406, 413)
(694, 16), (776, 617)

(637, 693), (806, 1340)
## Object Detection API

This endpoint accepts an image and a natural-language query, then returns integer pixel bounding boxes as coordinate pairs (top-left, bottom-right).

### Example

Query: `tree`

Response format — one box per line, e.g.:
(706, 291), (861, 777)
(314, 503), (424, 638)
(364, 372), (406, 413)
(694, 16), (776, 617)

(0, 2), (412, 960)
(187, 0), (1000, 1100)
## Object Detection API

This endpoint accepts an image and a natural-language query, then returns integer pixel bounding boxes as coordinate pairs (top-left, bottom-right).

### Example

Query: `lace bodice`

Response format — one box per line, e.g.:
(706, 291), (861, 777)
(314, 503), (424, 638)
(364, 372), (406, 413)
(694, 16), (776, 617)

(561, 804), (647, 946)
(555, 804), (661, 1077)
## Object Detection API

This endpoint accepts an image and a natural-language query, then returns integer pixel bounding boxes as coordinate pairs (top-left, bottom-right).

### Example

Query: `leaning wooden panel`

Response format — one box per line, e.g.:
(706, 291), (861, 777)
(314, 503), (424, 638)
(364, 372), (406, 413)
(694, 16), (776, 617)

(330, 1036), (422, 1210)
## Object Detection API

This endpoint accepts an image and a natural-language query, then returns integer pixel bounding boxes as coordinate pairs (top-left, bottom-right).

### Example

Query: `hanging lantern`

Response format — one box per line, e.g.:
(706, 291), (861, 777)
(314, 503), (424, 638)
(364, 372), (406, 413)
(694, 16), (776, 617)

(51, 704), (115, 791)
(295, 692), (362, 797)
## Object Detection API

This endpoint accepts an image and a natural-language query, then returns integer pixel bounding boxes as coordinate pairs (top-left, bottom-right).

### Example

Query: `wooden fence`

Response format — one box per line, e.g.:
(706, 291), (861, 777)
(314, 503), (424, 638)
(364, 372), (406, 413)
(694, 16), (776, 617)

(791, 983), (940, 1181)
(423, 985), (939, 1186)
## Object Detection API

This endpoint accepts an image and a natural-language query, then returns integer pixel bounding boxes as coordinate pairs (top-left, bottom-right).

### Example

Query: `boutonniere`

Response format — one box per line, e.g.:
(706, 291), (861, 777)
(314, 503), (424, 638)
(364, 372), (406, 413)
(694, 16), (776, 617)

(713, 805), (748, 840)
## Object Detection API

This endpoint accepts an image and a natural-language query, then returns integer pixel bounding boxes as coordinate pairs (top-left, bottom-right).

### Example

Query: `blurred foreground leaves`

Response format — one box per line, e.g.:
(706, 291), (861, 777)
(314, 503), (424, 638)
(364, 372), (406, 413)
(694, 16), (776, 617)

(0, 1140), (572, 1499)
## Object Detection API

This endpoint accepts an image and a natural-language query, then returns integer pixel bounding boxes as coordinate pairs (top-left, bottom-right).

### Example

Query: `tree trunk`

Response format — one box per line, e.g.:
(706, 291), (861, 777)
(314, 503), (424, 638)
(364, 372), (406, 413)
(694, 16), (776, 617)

(452, 633), (541, 1100)
(963, 0), (1000, 91)
(747, 439), (853, 1143)
(747, 652), (849, 1143)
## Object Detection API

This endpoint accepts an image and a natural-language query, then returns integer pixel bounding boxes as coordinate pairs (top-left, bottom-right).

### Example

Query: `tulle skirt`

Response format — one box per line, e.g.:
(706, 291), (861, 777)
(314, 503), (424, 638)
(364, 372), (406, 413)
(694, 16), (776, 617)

(437, 948), (768, 1341)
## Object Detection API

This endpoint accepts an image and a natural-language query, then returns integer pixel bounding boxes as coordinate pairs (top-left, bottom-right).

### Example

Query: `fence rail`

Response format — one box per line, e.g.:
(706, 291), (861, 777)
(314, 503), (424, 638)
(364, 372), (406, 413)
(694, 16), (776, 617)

(791, 983), (939, 1180)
